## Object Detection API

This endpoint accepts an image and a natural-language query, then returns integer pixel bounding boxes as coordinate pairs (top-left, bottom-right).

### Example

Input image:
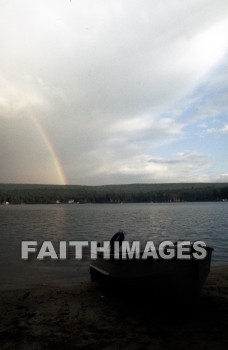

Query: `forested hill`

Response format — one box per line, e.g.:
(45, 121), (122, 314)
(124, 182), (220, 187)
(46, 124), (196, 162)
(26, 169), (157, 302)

(0, 183), (228, 204)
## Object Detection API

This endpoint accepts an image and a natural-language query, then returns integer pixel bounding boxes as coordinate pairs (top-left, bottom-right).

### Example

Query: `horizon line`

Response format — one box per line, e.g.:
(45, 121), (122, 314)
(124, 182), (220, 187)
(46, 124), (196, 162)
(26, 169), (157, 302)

(0, 181), (228, 187)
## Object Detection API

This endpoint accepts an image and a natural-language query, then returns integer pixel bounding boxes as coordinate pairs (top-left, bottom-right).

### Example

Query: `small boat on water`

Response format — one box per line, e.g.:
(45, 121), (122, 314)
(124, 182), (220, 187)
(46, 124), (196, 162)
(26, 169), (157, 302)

(90, 232), (213, 298)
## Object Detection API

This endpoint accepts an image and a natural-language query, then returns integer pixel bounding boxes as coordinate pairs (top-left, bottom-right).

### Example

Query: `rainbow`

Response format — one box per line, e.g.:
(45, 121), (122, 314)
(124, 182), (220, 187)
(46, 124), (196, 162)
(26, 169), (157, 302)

(30, 115), (67, 185)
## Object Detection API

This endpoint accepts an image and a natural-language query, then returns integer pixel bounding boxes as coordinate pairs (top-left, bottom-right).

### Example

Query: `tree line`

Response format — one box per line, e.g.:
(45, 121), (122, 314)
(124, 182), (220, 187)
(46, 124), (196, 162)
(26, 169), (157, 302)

(0, 183), (228, 204)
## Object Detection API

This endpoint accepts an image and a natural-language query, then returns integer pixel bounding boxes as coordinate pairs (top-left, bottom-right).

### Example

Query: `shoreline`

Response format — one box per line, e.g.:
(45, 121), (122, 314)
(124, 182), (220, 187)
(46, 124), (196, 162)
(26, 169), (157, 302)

(1, 266), (228, 349)
(1, 264), (228, 292)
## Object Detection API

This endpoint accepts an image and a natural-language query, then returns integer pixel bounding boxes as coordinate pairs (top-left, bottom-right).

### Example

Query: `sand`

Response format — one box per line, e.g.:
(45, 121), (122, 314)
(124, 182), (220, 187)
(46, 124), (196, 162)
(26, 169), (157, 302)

(0, 266), (228, 350)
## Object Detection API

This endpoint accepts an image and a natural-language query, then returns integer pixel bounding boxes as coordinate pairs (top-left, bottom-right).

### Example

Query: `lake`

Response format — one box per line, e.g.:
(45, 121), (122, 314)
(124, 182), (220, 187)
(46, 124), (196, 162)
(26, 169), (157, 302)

(0, 202), (227, 289)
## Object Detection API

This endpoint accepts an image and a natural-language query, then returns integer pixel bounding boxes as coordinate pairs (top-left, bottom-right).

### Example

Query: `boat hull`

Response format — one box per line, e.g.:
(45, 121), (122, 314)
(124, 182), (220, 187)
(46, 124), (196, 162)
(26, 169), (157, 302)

(90, 247), (213, 298)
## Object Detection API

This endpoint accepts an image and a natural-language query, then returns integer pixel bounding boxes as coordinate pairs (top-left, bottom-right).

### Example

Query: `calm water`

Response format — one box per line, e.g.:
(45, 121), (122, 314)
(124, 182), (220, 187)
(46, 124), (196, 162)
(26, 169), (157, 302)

(0, 202), (227, 289)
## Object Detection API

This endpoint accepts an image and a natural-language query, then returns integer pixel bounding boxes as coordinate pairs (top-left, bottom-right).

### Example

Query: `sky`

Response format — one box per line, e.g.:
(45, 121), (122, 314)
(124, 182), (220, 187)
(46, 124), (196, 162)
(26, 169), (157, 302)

(0, 0), (228, 185)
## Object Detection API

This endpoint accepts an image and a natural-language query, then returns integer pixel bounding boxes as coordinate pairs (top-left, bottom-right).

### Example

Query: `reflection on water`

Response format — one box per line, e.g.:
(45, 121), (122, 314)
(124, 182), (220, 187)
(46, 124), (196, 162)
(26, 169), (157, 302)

(0, 202), (227, 289)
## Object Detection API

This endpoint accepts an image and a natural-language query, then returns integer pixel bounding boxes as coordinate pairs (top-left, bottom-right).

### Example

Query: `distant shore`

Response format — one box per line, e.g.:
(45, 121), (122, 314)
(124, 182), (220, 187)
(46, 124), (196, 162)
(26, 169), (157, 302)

(1, 266), (228, 349)
(1, 182), (228, 204)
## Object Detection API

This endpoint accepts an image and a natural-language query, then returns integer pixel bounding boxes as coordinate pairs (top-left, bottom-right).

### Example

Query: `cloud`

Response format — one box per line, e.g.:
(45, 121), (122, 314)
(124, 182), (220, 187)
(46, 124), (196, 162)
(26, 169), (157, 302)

(81, 151), (212, 184)
(205, 124), (228, 135)
(0, 0), (228, 184)
(149, 152), (208, 166)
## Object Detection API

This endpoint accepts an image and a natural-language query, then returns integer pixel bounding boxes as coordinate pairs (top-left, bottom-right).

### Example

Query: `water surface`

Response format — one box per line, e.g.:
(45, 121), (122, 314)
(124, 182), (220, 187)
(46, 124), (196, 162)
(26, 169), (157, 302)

(0, 202), (227, 289)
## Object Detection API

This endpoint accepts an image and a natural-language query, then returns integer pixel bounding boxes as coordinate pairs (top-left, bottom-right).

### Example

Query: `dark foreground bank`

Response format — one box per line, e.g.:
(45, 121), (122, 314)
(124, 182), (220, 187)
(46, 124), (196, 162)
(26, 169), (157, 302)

(0, 266), (228, 350)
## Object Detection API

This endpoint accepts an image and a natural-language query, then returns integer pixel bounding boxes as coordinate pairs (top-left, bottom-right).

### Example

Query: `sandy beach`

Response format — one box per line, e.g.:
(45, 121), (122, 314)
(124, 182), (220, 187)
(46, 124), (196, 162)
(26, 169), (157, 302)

(0, 266), (228, 350)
